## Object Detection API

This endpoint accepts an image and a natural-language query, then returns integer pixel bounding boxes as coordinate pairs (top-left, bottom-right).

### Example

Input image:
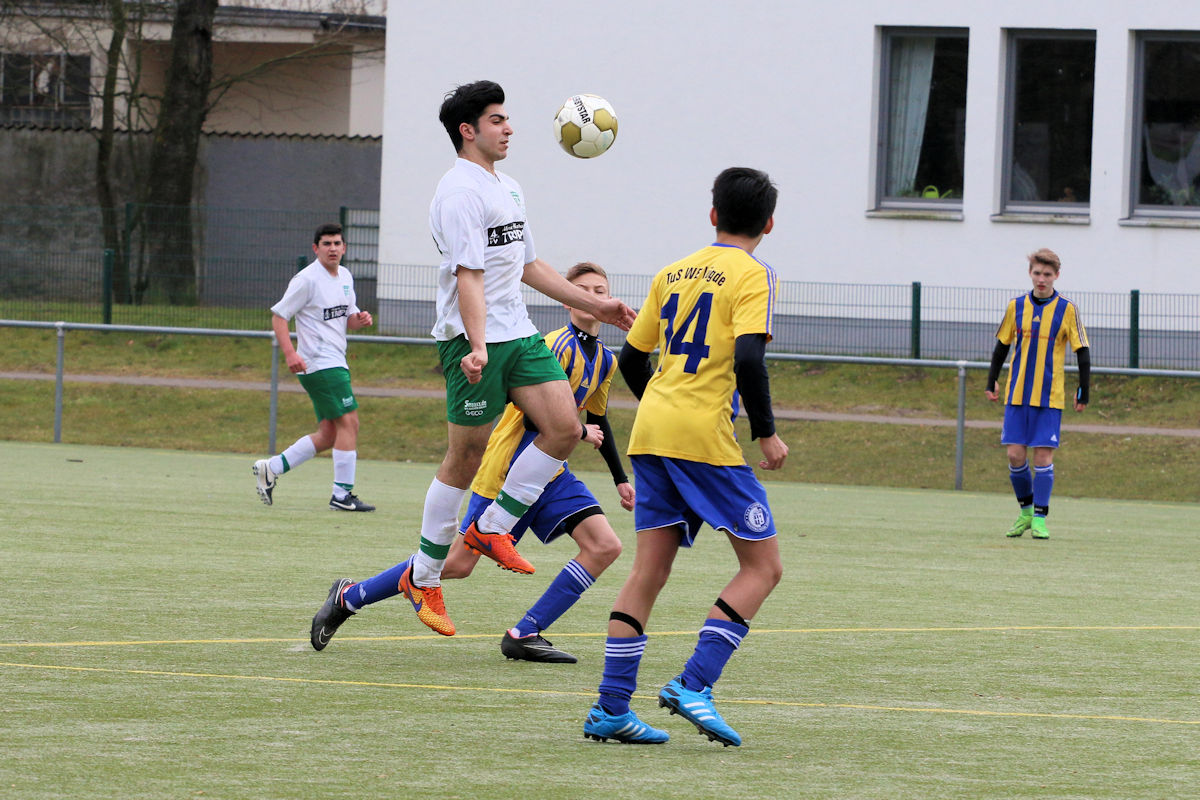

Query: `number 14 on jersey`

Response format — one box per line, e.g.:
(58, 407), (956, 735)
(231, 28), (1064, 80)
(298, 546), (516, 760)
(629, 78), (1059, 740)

(660, 292), (712, 374)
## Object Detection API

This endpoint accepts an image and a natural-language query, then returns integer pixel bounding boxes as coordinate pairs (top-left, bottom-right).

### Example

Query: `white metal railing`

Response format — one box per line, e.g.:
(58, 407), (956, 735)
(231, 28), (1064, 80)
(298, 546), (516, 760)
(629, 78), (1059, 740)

(3, 319), (1198, 491)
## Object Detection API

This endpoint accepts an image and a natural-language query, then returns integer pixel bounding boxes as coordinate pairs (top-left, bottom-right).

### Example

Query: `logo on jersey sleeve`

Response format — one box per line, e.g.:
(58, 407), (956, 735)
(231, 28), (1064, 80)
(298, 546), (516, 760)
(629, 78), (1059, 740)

(487, 221), (525, 247)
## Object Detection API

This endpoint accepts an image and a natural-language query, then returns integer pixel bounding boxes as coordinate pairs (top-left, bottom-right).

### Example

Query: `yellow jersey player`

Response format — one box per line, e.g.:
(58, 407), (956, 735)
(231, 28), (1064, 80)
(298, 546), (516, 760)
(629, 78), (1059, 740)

(584, 167), (788, 747)
(986, 248), (1090, 540)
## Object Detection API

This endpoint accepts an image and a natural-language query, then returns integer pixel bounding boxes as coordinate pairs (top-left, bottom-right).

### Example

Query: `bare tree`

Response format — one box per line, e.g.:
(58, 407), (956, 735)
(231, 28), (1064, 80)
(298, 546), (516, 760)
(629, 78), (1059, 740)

(142, 0), (218, 304)
(1, 0), (383, 305)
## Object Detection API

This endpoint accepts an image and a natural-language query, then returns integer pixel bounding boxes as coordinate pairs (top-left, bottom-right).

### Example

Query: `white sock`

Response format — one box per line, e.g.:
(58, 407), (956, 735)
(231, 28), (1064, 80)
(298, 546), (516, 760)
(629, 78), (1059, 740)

(478, 442), (564, 535)
(272, 435), (317, 475)
(332, 449), (356, 499)
(412, 478), (468, 586)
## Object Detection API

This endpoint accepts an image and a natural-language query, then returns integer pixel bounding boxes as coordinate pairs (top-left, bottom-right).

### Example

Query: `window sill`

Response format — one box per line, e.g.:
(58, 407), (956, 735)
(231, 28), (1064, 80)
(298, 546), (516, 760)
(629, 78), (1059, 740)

(866, 209), (963, 222)
(1119, 216), (1200, 229)
(989, 213), (1090, 225)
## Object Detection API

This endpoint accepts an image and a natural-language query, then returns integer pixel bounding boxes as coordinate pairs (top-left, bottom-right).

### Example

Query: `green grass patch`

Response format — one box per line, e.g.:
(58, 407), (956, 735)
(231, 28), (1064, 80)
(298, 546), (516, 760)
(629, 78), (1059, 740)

(1, 442), (1196, 799)
(3, 328), (1200, 502)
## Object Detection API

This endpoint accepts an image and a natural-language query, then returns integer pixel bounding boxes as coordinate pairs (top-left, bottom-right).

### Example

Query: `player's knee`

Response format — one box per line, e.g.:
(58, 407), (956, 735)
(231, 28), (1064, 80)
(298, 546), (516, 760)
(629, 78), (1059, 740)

(583, 531), (622, 570)
(765, 559), (783, 589)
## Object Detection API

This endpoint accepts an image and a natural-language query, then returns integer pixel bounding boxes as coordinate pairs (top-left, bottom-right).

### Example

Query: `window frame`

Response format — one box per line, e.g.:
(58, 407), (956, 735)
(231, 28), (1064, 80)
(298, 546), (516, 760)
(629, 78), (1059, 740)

(873, 26), (969, 214)
(999, 28), (1096, 218)
(1129, 30), (1200, 221)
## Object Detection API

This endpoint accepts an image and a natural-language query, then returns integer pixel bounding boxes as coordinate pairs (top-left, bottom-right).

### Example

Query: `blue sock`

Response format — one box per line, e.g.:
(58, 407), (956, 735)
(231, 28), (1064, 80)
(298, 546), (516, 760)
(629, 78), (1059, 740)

(1033, 464), (1054, 516)
(1009, 461), (1034, 508)
(343, 556), (411, 611)
(680, 618), (748, 691)
(597, 634), (647, 716)
(512, 559), (595, 637)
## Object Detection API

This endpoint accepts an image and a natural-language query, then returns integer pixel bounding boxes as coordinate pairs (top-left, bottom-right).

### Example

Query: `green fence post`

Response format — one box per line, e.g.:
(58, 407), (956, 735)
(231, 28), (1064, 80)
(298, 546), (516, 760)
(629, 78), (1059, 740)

(102, 249), (114, 324)
(1129, 289), (1140, 369)
(910, 281), (922, 359)
(296, 256), (307, 273)
(339, 205), (348, 230)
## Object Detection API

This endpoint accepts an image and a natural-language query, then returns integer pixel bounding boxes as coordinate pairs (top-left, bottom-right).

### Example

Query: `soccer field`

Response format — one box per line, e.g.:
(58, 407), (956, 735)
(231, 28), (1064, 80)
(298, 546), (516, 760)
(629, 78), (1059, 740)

(1, 442), (1196, 799)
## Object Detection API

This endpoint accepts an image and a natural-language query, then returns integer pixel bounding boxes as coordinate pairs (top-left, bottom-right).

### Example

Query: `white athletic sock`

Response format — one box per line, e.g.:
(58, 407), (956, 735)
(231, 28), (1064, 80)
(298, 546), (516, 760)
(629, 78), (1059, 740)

(412, 478), (468, 586)
(477, 442), (564, 535)
(332, 449), (356, 498)
(272, 435), (317, 475)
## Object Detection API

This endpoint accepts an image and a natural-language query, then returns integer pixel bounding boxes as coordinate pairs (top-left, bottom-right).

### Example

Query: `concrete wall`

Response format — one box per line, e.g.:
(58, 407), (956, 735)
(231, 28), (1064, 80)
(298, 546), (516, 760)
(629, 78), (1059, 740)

(378, 1), (1200, 299)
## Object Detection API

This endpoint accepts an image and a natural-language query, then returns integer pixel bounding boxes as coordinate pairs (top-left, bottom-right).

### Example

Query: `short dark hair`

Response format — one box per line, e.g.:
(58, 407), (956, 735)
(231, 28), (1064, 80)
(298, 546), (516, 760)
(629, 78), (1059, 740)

(712, 167), (778, 237)
(313, 223), (343, 245)
(439, 80), (506, 152)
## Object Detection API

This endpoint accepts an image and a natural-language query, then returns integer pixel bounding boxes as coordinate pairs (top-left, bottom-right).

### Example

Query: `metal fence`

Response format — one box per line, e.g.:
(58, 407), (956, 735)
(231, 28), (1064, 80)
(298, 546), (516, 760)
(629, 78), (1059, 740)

(6, 320), (1198, 492)
(3, 205), (1199, 369)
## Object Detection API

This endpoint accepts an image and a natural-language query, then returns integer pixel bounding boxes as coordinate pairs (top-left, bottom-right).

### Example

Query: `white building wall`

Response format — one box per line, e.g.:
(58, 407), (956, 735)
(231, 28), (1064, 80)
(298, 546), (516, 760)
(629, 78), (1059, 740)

(379, 1), (1200, 297)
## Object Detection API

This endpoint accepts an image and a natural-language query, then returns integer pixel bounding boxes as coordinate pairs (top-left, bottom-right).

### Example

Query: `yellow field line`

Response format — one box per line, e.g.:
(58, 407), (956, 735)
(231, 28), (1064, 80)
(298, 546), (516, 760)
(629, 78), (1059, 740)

(0, 659), (1194, 727)
(1, 624), (1195, 649)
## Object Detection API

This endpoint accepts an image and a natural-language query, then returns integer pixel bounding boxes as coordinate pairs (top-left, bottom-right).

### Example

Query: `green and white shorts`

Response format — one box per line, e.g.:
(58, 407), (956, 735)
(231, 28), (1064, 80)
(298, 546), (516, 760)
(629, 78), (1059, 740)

(438, 334), (567, 426)
(297, 367), (358, 422)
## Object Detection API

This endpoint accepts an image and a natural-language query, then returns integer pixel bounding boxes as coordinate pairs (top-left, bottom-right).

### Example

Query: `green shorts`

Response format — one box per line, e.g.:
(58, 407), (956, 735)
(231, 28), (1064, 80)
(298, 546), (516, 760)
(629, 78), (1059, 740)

(297, 367), (358, 422)
(438, 334), (568, 426)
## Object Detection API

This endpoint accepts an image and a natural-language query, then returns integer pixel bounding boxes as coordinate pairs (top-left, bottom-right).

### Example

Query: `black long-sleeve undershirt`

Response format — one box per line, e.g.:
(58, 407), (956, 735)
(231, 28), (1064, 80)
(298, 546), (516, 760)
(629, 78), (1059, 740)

(588, 410), (627, 485)
(734, 333), (775, 440)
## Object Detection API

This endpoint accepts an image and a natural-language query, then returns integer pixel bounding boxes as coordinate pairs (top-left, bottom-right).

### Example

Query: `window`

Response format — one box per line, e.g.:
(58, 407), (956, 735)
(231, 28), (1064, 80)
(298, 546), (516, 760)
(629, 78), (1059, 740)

(876, 28), (969, 208)
(1133, 34), (1200, 215)
(1002, 31), (1095, 213)
(0, 53), (91, 127)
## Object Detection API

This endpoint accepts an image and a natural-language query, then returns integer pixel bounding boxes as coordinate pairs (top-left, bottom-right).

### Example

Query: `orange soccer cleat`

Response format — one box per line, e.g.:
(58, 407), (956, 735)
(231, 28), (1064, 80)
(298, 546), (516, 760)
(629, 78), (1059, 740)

(461, 521), (535, 574)
(398, 564), (455, 636)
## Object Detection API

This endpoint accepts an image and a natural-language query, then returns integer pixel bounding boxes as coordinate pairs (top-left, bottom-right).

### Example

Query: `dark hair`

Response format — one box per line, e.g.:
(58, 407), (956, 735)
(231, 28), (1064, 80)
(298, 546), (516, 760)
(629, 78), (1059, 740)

(712, 167), (778, 237)
(565, 261), (608, 283)
(313, 223), (343, 245)
(439, 80), (506, 152)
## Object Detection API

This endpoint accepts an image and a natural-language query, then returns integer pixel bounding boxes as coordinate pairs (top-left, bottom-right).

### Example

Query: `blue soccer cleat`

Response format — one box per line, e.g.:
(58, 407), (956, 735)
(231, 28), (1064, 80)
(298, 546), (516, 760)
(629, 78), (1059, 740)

(583, 703), (669, 744)
(658, 677), (742, 747)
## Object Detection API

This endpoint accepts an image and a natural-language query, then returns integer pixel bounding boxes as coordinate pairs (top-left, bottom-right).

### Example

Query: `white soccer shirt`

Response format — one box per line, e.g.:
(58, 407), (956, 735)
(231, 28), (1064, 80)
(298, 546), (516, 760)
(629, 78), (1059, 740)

(270, 260), (360, 374)
(429, 158), (539, 343)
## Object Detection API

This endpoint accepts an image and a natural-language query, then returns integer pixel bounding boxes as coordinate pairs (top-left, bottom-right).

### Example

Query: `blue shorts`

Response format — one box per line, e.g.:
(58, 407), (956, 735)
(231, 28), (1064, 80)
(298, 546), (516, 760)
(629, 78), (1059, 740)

(459, 469), (601, 545)
(1001, 405), (1063, 448)
(630, 454), (776, 547)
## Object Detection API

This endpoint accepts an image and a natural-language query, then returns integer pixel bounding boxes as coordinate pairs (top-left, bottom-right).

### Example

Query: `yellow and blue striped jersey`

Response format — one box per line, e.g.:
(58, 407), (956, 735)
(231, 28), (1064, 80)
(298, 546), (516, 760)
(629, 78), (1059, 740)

(470, 323), (618, 499)
(625, 243), (777, 466)
(996, 291), (1089, 409)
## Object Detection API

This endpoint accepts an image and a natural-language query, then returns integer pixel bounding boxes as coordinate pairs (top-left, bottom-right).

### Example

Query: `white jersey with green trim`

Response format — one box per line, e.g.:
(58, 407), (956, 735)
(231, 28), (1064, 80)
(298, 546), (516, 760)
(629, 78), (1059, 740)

(429, 158), (539, 343)
(270, 260), (360, 374)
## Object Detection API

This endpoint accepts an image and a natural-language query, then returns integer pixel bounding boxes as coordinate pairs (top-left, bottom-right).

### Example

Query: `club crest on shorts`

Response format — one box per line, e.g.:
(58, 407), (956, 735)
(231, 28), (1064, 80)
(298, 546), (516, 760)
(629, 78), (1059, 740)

(743, 502), (771, 533)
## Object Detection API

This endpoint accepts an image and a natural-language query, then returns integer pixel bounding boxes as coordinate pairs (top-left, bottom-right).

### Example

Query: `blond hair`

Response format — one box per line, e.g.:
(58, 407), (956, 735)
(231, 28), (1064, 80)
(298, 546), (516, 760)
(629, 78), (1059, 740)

(1027, 248), (1061, 273)
(565, 261), (608, 282)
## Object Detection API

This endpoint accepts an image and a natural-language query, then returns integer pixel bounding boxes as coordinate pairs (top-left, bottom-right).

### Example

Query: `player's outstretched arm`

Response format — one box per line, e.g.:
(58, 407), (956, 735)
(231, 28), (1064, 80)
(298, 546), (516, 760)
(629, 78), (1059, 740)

(521, 259), (635, 330)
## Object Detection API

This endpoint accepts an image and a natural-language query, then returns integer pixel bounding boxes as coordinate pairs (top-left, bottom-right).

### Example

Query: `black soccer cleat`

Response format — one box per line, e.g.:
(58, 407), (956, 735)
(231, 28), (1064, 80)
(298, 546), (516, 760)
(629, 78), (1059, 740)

(500, 630), (577, 663)
(310, 578), (355, 651)
(329, 493), (375, 512)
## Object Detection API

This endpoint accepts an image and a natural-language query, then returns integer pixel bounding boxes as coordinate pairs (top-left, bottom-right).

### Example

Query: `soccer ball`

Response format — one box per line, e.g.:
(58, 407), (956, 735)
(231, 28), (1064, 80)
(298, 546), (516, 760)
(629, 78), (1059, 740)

(553, 94), (618, 158)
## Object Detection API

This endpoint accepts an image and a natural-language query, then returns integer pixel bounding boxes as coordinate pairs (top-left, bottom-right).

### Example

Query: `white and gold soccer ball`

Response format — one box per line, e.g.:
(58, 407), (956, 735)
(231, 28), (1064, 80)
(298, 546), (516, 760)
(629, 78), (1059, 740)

(553, 94), (618, 158)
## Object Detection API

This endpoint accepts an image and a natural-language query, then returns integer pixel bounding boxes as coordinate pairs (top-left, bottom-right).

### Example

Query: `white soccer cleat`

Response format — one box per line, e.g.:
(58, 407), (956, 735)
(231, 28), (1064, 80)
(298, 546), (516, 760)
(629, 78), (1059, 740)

(252, 459), (276, 506)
